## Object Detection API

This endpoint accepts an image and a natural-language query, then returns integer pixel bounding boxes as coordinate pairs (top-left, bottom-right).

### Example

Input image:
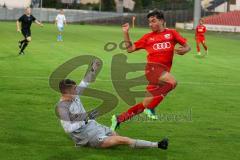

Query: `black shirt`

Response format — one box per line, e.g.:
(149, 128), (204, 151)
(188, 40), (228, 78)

(18, 14), (36, 30)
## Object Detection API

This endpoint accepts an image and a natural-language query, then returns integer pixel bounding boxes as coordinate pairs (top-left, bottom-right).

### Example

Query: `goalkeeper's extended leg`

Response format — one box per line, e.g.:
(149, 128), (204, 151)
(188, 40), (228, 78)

(100, 135), (168, 150)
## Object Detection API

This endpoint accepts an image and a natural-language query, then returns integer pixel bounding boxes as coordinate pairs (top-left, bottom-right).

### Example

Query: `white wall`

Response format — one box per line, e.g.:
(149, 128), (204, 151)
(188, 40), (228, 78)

(234, 0), (240, 10)
(80, 0), (99, 4)
(230, 0), (240, 11)
(214, 2), (228, 12)
(0, 0), (31, 9)
(0, 7), (131, 22)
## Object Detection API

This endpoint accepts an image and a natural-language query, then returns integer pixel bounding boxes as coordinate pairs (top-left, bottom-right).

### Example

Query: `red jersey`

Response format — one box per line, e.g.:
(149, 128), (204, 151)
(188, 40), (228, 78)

(195, 25), (206, 37)
(134, 28), (187, 70)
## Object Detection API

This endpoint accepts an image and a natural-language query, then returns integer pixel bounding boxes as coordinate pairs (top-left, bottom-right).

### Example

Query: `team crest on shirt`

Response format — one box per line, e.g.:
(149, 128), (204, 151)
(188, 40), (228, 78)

(164, 34), (171, 39)
(149, 37), (155, 41)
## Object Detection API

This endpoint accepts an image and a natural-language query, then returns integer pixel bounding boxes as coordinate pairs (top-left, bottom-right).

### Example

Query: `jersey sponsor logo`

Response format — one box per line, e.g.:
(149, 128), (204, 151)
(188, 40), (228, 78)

(198, 28), (203, 32)
(149, 37), (155, 41)
(153, 42), (171, 50)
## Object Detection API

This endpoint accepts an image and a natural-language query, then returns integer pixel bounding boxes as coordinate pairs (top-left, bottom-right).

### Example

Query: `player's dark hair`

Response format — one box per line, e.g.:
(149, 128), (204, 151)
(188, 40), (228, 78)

(147, 10), (165, 21)
(59, 79), (76, 94)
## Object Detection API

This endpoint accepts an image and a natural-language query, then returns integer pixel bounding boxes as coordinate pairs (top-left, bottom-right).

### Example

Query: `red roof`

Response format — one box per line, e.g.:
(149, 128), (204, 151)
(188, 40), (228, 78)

(204, 11), (240, 26)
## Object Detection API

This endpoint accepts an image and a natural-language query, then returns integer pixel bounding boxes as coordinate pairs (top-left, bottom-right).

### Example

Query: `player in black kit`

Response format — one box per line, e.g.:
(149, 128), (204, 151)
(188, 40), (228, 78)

(16, 7), (43, 55)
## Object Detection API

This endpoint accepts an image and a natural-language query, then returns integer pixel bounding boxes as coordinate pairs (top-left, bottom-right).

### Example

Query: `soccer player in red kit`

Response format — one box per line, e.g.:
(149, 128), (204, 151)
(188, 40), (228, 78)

(195, 18), (208, 55)
(111, 10), (191, 130)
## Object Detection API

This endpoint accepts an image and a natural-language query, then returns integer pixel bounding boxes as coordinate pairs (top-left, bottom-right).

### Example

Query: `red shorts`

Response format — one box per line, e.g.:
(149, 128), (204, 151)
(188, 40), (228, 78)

(196, 36), (205, 43)
(145, 63), (169, 94)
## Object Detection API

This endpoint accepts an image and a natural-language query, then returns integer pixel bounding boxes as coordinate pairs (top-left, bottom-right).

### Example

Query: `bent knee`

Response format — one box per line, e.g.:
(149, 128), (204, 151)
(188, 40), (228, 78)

(26, 37), (32, 42)
(169, 80), (177, 89)
(161, 73), (177, 89)
(174, 81), (177, 88)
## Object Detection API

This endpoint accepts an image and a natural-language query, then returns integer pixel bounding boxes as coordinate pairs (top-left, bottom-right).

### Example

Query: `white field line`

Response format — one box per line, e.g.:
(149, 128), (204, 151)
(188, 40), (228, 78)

(0, 75), (239, 86)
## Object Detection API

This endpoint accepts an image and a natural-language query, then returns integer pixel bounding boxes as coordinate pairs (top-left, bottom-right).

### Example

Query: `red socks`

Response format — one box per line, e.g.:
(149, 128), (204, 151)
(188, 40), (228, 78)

(147, 95), (164, 110)
(117, 83), (174, 123)
(117, 103), (145, 123)
(197, 43), (200, 52)
(197, 42), (208, 52)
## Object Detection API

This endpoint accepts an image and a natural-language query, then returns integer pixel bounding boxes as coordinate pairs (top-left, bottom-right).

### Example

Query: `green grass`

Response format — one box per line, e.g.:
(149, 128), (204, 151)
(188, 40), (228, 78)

(0, 21), (240, 160)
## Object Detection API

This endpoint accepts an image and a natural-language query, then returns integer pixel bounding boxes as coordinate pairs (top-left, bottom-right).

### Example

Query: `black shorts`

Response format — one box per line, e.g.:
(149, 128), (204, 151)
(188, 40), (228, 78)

(21, 29), (31, 38)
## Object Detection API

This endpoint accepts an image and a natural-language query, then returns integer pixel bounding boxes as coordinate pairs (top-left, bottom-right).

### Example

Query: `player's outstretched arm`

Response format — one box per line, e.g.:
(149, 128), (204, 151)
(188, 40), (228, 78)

(76, 59), (102, 95)
(35, 20), (43, 27)
(122, 23), (136, 53)
(83, 59), (101, 83)
(175, 43), (191, 55)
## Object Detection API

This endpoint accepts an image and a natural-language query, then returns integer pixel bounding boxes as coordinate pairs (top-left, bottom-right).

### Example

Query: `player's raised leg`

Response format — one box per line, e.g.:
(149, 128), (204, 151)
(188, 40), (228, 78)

(144, 71), (177, 118)
(19, 36), (31, 54)
(111, 71), (177, 130)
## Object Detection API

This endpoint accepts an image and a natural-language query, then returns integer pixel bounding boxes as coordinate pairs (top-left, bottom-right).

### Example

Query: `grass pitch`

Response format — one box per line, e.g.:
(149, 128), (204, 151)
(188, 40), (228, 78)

(0, 21), (240, 160)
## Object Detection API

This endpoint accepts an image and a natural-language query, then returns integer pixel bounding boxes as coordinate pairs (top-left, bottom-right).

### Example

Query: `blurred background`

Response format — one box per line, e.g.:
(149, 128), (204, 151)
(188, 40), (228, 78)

(0, 0), (240, 31)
